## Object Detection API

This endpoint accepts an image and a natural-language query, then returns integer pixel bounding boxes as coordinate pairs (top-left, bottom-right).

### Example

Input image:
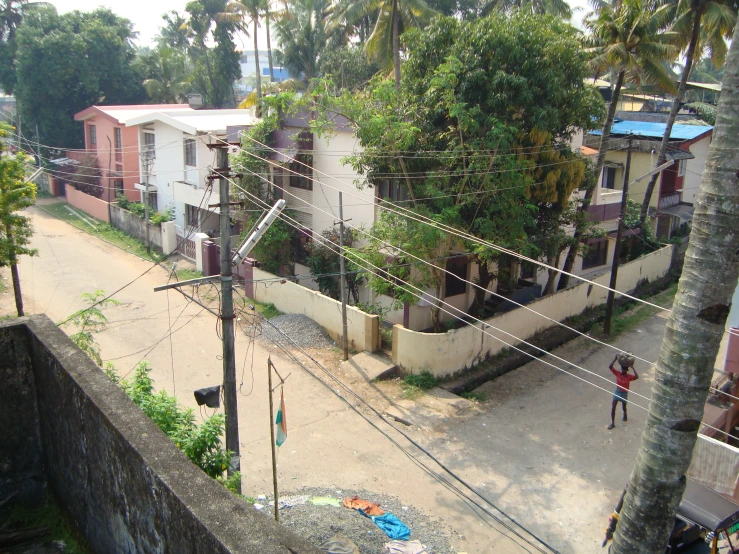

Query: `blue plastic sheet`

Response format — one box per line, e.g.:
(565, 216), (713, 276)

(359, 509), (411, 541)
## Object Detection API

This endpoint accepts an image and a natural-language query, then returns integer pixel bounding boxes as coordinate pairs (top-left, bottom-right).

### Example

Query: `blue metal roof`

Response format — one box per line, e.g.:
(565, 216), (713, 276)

(589, 120), (713, 140)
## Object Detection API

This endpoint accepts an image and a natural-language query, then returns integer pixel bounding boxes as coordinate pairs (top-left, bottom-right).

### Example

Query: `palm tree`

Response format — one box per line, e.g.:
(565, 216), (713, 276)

(480, 0), (572, 18)
(219, 0), (267, 109)
(274, 0), (328, 83)
(611, 20), (739, 553)
(0, 0), (50, 94)
(326, 0), (437, 90)
(142, 46), (191, 103)
(558, 0), (677, 290)
(264, 0), (275, 81)
(637, 0), (737, 228)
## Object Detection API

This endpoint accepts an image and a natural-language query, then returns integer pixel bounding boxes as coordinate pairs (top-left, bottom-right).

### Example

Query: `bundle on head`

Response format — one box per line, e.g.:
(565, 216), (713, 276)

(617, 353), (635, 368)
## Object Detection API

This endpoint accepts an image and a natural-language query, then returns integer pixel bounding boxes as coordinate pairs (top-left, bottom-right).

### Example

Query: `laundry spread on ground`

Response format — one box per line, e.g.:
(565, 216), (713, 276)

(269, 494), (309, 509)
(343, 495), (385, 516)
(309, 496), (342, 507)
(383, 540), (428, 554)
(358, 509), (411, 541)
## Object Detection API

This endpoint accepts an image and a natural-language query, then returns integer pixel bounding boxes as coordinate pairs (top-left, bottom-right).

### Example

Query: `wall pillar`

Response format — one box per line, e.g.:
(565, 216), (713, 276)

(160, 221), (178, 256)
(193, 232), (210, 272)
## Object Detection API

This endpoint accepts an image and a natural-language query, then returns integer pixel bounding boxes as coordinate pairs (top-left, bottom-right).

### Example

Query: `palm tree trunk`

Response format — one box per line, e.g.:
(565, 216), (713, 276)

(5, 223), (23, 316)
(265, 13), (275, 82)
(557, 70), (625, 290)
(253, 19), (262, 115)
(392, 0), (401, 91)
(638, 6), (702, 228)
(611, 25), (739, 553)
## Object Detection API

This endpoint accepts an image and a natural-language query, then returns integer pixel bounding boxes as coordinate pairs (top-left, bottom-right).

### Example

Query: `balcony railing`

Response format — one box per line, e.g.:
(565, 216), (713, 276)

(587, 202), (622, 222)
(659, 193), (681, 209)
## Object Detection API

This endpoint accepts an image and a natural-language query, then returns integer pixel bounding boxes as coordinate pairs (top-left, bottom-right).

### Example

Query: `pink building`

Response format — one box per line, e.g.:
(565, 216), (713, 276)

(73, 105), (193, 202)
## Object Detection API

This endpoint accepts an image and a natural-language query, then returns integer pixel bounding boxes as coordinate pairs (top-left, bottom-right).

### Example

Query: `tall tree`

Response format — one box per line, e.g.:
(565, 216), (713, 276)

(14, 6), (146, 149)
(274, 0), (328, 83)
(157, 10), (191, 52)
(218, 0), (266, 108)
(137, 45), (191, 103)
(326, 0), (437, 90)
(637, 0), (737, 228)
(183, 0), (241, 108)
(611, 18), (739, 553)
(558, 0), (677, 290)
(480, 0), (571, 18)
(0, 123), (36, 317)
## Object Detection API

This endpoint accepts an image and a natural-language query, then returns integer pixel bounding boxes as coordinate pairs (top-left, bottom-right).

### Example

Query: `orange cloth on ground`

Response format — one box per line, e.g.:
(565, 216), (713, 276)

(342, 495), (385, 516)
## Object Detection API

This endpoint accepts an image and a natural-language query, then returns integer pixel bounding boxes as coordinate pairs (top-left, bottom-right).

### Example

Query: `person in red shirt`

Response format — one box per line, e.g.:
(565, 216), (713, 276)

(608, 355), (638, 429)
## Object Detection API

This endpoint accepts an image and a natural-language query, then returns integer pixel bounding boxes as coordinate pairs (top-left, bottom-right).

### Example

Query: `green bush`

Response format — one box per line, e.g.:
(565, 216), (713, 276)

(403, 370), (437, 390)
(150, 207), (173, 226)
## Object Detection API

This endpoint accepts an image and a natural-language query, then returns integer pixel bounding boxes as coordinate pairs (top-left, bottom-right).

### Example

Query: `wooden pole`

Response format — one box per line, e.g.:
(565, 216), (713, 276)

(267, 357), (279, 522)
(338, 192), (349, 361)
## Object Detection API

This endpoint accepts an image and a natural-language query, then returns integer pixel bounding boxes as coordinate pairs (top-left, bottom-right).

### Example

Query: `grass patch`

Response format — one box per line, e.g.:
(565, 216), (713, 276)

(592, 282), (678, 341)
(172, 267), (203, 281)
(401, 371), (437, 400)
(460, 391), (486, 402)
(8, 494), (91, 554)
(42, 202), (160, 262)
(250, 299), (282, 319)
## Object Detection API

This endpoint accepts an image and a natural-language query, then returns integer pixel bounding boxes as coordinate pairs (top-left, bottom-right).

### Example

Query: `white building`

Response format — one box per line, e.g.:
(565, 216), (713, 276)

(125, 109), (257, 239)
(236, 51), (291, 96)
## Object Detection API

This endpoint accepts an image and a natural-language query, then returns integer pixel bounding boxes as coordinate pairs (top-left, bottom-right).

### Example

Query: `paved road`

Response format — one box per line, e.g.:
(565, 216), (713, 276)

(2, 205), (673, 553)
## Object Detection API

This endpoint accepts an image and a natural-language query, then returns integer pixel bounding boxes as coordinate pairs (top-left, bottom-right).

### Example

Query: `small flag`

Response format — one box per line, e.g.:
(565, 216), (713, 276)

(275, 389), (287, 447)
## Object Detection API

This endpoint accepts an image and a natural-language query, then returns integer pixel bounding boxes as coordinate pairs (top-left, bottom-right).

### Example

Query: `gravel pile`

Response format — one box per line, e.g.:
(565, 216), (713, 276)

(257, 487), (454, 553)
(260, 313), (335, 349)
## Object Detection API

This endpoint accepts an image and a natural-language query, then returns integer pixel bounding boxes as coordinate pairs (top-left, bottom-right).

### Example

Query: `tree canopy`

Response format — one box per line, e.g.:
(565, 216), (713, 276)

(14, 6), (146, 148)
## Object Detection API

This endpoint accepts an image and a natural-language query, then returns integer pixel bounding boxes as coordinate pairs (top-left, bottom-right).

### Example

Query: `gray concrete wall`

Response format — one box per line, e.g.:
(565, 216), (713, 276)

(0, 316), (319, 554)
(110, 204), (163, 250)
(0, 324), (45, 519)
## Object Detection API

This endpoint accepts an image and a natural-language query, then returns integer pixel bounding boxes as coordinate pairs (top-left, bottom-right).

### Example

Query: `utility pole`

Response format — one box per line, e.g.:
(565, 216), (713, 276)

(338, 192), (349, 361)
(604, 136), (633, 335)
(140, 150), (154, 254)
(216, 144), (241, 492)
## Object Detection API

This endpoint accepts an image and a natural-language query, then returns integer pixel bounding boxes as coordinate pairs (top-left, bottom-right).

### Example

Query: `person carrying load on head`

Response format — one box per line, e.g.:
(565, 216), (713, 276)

(608, 353), (638, 430)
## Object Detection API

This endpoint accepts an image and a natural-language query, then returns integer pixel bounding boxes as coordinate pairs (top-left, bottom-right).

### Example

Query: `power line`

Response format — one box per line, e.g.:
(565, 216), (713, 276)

(223, 169), (733, 440)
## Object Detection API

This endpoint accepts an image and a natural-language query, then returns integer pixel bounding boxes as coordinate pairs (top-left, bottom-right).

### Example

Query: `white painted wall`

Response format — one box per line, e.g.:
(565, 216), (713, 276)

(136, 122), (219, 230)
(311, 131), (375, 234)
(683, 135), (711, 205)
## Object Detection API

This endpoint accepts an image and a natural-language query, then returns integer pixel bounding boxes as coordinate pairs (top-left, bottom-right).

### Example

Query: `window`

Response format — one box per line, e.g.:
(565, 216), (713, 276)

(520, 261), (535, 280)
(291, 226), (312, 264)
(445, 256), (468, 297)
(678, 159), (686, 177)
(602, 167), (617, 189)
(582, 239), (609, 269)
(114, 128), (122, 149)
(143, 132), (155, 157)
(114, 179), (124, 195)
(289, 154), (313, 190)
(184, 138), (197, 167)
(377, 179), (409, 202)
(185, 204), (199, 227)
(89, 125), (97, 146)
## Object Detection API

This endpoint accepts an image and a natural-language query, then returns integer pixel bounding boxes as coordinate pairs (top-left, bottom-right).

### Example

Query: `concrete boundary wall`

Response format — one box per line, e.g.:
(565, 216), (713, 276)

(109, 204), (163, 251)
(252, 267), (380, 352)
(0, 315), (319, 553)
(65, 187), (110, 223)
(393, 246), (675, 378)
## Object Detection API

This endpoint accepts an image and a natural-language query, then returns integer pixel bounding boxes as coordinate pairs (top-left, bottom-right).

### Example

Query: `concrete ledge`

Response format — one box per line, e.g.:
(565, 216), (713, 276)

(0, 315), (320, 554)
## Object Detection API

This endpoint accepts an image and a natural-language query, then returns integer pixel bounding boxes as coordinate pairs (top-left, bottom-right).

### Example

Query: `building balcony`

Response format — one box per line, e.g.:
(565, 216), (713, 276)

(659, 192), (681, 210)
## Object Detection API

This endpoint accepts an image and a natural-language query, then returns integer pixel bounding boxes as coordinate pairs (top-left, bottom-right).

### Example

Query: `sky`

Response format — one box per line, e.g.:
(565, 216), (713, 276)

(48, 0), (592, 48)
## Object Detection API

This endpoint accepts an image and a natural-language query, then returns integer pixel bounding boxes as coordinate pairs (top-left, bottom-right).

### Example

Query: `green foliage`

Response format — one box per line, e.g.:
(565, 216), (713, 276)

(274, 0), (328, 82)
(135, 45), (192, 103)
(231, 102), (299, 274)
(116, 195), (173, 225)
(112, 362), (233, 480)
(0, 123), (37, 270)
(61, 290), (120, 366)
(14, 6), (146, 149)
(317, 43), (379, 91)
(460, 391), (485, 402)
(403, 370), (437, 390)
(306, 228), (363, 301)
(182, 0), (241, 108)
